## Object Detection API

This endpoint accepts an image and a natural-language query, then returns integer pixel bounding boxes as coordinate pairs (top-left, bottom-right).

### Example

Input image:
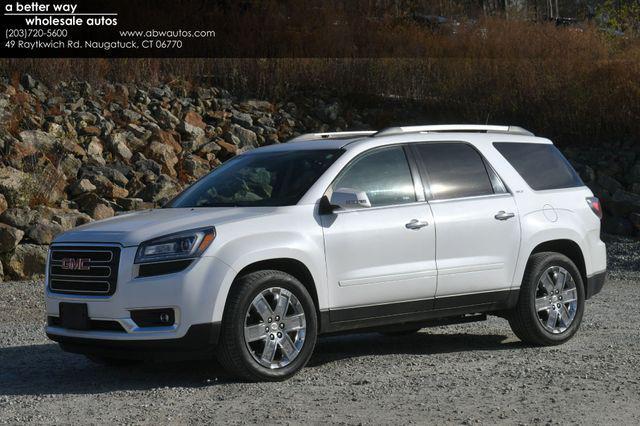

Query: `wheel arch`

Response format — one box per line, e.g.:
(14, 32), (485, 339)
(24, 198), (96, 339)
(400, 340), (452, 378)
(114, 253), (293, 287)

(213, 257), (324, 329)
(529, 239), (587, 289)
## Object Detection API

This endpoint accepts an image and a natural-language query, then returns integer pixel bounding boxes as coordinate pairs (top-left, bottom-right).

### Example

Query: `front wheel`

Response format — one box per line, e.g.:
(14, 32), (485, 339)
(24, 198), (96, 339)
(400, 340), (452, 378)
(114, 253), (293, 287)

(217, 270), (317, 381)
(509, 252), (585, 346)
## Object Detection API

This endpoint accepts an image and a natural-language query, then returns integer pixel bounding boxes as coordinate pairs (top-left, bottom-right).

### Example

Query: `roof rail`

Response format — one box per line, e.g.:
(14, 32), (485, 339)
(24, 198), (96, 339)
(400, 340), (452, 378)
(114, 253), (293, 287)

(288, 131), (377, 142)
(374, 125), (534, 137)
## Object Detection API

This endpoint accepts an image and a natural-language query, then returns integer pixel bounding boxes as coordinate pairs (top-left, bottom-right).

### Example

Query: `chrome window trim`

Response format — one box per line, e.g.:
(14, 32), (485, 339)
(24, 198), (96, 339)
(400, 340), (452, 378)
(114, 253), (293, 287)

(331, 200), (432, 214)
(428, 192), (514, 204)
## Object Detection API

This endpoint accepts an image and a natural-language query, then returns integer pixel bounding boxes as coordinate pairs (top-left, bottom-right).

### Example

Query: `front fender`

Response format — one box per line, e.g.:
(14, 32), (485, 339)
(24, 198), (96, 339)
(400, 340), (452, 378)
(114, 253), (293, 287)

(208, 229), (327, 323)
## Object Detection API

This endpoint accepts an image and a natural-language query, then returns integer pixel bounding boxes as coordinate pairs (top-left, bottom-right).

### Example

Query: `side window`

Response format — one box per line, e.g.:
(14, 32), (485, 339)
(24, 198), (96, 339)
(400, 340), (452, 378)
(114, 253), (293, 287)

(331, 146), (416, 207)
(415, 143), (494, 200)
(493, 142), (583, 191)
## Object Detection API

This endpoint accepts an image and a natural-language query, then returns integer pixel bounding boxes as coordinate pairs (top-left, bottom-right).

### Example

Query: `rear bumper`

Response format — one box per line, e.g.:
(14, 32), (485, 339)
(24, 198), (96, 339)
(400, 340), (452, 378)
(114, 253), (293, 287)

(585, 271), (606, 299)
(48, 322), (221, 360)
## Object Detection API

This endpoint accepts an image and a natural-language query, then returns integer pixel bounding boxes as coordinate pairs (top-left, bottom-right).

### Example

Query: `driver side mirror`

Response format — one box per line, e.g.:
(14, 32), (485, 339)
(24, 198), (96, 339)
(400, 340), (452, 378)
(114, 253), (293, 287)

(328, 187), (372, 212)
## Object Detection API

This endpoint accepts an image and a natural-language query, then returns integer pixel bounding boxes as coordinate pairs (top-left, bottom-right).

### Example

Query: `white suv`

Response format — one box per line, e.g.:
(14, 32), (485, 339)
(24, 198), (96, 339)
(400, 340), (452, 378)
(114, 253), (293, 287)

(45, 125), (607, 381)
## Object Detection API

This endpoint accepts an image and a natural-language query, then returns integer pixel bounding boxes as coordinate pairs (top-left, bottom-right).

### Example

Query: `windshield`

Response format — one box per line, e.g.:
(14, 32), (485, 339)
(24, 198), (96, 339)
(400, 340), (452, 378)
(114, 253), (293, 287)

(168, 149), (343, 207)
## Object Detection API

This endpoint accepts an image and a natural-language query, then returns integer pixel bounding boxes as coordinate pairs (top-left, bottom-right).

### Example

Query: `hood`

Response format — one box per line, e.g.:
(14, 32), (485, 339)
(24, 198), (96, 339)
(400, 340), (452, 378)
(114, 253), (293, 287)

(53, 207), (280, 246)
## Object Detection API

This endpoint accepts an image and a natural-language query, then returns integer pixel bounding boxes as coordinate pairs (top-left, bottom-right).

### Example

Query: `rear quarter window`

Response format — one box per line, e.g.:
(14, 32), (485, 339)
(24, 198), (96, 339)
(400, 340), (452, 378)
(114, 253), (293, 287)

(493, 142), (583, 191)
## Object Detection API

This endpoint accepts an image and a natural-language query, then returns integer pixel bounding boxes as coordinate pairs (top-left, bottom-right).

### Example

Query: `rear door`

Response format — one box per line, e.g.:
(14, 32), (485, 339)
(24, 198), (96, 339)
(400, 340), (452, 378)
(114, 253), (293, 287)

(321, 145), (437, 315)
(412, 142), (521, 304)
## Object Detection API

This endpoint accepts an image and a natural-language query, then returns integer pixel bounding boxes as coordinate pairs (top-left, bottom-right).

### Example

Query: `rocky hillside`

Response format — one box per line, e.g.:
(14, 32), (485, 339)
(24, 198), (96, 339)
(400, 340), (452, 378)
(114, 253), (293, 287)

(0, 74), (639, 281)
(0, 75), (373, 281)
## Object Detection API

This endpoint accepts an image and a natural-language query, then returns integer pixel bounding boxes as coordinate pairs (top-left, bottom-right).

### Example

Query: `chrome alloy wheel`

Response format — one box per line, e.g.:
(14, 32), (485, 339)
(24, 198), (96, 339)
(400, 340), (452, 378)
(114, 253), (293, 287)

(244, 287), (307, 369)
(535, 266), (579, 334)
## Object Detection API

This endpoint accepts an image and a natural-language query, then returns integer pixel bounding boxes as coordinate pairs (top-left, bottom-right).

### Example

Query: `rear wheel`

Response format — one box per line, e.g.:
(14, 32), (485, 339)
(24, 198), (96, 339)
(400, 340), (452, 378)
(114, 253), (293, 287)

(509, 252), (585, 346)
(217, 270), (317, 381)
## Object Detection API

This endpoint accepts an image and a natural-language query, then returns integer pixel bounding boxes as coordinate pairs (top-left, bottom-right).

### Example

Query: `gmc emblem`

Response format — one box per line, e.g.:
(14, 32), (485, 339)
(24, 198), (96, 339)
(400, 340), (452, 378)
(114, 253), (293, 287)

(60, 258), (91, 271)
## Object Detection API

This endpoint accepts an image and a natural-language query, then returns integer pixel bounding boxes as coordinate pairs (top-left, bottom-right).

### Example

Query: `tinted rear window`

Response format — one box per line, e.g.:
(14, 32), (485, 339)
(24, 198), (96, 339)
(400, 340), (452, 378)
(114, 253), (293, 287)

(414, 142), (494, 199)
(493, 142), (583, 191)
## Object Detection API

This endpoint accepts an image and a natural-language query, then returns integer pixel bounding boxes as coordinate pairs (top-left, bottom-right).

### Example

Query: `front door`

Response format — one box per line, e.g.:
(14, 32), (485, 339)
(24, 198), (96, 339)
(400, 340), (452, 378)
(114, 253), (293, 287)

(321, 145), (437, 315)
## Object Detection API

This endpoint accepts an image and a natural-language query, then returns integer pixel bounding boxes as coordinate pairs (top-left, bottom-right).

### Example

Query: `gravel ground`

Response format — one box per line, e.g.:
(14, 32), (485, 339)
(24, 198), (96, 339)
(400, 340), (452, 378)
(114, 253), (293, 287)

(1, 237), (639, 425)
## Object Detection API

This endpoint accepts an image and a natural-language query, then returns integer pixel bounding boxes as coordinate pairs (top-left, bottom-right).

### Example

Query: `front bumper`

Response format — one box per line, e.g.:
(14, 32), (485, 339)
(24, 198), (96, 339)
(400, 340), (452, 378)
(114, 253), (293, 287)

(45, 244), (235, 347)
(49, 322), (221, 360)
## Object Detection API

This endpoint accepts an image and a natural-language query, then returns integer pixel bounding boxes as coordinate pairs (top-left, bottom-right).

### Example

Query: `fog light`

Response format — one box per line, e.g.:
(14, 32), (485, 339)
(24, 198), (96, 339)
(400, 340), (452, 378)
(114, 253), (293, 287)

(131, 308), (175, 327)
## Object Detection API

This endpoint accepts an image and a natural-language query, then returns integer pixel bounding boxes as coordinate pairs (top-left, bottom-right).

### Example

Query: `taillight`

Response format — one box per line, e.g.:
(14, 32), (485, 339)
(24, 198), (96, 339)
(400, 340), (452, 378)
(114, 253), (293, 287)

(586, 197), (603, 219)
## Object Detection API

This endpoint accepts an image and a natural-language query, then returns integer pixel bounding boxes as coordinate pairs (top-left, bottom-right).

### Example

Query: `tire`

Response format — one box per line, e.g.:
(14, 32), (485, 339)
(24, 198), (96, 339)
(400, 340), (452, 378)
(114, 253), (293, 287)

(509, 252), (585, 346)
(85, 355), (141, 367)
(217, 270), (318, 381)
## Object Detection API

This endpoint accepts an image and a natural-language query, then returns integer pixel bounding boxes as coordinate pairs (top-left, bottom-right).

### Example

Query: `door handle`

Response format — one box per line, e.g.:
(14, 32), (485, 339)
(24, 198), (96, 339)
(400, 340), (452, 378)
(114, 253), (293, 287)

(405, 219), (429, 229)
(494, 211), (515, 221)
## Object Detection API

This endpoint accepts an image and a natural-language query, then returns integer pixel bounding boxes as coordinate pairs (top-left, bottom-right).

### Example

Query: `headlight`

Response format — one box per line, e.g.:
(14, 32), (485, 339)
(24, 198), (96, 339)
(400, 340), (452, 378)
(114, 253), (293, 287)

(135, 227), (216, 264)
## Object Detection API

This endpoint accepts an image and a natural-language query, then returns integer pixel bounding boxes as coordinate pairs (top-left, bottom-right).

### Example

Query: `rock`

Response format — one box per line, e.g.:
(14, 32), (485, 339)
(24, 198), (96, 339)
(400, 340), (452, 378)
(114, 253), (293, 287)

(603, 215), (635, 236)
(74, 193), (115, 220)
(630, 212), (640, 232)
(117, 198), (154, 211)
(59, 138), (86, 157)
(184, 111), (206, 129)
(99, 181), (129, 199)
(0, 224), (24, 253)
(0, 207), (36, 229)
(0, 167), (28, 206)
(86, 137), (104, 157)
(147, 141), (178, 176)
(610, 190), (640, 216)
(126, 175), (147, 195)
(629, 162), (640, 184)
(2, 244), (48, 279)
(231, 111), (254, 128)
(79, 125), (102, 136)
(151, 128), (182, 154)
(78, 172), (128, 199)
(52, 210), (92, 230)
(574, 164), (595, 183)
(182, 155), (210, 178)
(0, 194), (7, 215)
(243, 100), (273, 111)
(21, 73), (37, 90)
(216, 139), (238, 158)
(59, 154), (82, 179)
(597, 174), (623, 194)
(122, 109), (142, 122)
(107, 132), (133, 161)
(134, 157), (162, 176)
(26, 220), (64, 244)
(127, 123), (150, 139)
(18, 130), (57, 152)
(69, 178), (96, 196)
(80, 166), (128, 188)
(178, 120), (206, 151)
(155, 107), (180, 129)
(229, 124), (258, 151)
(198, 140), (222, 155)
(136, 174), (180, 204)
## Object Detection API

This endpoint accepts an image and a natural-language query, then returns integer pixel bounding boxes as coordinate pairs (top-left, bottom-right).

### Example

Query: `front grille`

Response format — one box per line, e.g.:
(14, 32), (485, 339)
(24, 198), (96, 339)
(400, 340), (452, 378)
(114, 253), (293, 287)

(48, 246), (120, 296)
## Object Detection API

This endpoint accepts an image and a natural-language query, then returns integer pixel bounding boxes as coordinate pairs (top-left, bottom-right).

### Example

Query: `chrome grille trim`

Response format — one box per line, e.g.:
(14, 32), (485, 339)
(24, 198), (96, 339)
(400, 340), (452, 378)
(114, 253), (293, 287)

(48, 245), (120, 296)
